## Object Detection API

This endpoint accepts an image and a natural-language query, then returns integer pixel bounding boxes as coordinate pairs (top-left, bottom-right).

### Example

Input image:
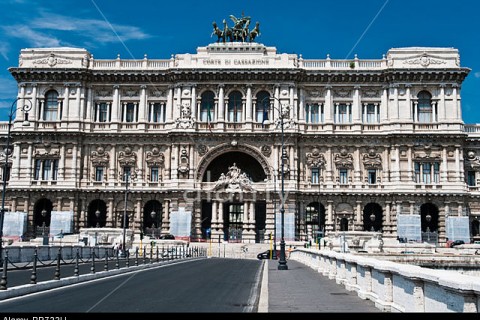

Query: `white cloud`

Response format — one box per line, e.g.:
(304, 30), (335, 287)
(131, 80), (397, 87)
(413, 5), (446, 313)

(1, 11), (152, 50)
(0, 42), (11, 61)
(3, 25), (61, 47)
(475, 72), (480, 78)
(30, 12), (152, 44)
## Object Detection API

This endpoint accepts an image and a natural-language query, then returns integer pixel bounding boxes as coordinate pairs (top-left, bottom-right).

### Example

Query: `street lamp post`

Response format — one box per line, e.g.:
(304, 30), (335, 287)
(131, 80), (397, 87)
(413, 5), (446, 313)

(95, 209), (101, 227)
(150, 210), (156, 238)
(262, 96), (288, 270)
(121, 174), (129, 258)
(273, 171), (277, 258)
(0, 98), (31, 262)
(370, 212), (376, 232)
(41, 209), (48, 245)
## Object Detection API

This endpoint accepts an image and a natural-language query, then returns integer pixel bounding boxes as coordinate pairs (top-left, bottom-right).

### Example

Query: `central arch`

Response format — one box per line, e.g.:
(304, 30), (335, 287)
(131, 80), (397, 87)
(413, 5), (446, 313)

(197, 143), (270, 182)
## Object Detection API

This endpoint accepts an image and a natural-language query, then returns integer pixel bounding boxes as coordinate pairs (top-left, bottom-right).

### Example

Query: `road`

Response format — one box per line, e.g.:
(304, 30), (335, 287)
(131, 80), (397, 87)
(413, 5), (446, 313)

(0, 258), (263, 312)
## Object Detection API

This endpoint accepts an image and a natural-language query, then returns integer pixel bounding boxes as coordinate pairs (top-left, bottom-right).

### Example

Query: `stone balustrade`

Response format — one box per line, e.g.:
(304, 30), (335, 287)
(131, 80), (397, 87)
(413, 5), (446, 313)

(291, 248), (480, 312)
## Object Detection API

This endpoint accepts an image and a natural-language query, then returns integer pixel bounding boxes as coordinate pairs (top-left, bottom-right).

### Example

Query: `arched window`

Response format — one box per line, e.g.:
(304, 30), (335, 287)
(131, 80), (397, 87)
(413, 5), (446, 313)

(255, 91), (270, 123)
(227, 91), (243, 123)
(44, 90), (60, 121)
(200, 91), (215, 122)
(417, 91), (433, 123)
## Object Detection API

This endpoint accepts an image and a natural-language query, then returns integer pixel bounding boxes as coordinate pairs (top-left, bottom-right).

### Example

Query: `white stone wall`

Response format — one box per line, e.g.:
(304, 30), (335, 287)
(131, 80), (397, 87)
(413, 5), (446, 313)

(291, 249), (480, 313)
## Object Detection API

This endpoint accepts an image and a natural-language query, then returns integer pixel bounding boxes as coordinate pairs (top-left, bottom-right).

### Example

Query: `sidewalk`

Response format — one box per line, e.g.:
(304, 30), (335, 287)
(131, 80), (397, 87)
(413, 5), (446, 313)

(263, 259), (381, 313)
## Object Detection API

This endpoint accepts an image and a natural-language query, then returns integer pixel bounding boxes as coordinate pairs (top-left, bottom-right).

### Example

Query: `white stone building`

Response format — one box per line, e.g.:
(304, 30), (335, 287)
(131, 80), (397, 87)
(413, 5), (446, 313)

(2, 31), (480, 245)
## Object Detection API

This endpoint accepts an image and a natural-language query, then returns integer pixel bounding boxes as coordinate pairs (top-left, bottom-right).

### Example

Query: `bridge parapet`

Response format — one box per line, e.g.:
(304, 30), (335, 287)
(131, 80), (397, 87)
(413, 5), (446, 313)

(291, 249), (480, 313)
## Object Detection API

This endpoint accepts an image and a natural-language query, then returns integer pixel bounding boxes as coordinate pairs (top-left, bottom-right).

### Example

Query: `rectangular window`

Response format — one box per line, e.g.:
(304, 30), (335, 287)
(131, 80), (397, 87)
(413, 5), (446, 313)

(368, 169), (376, 184)
(339, 169), (348, 184)
(150, 167), (159, 182)
(95, 167), (104, 182)
(365, 104), (377, 123)
(150, 103), (165, 123)
(433, 162), (440, 183)
(311, 167), (319, 184)
(415, 162), (440, 184)
(52, 159), (59, 181)
(337, 104), (350, 124)
(123, 166), (131, 181)
(423, 162), (432, 184)
(467, 171), (476, 186)
(34, 159), (41, 180)
(418, 104), (432, 123)
(125, 103), (135, 122)
(44, 101), (58, 121)
(98, 103), (108, 122)
(415, 162), (421, 183)
(43, 159), (52, 180)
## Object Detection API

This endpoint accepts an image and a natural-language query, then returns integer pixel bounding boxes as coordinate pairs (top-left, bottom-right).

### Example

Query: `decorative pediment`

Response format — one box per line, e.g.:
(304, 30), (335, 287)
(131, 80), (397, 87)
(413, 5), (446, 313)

(306, 147), (326, 168)
(34, 149), (60, 159)
(122, 89), (139, 97)
(333, 90), (351, 98)
(32, 53), (73, 67)
(334, 149), (353, 169)
(145, 147), (165, 167)
(95, 89), (113, 97)
(91, 146), (110, 167)
(149, 89), (165, 97)
(118, 147), (137, 166)
(362, 90), (380, 98)
(306, 89), (324, 98)
(362, 149), (382, 169)
(213, 163), (254, 192)
(403, 53), (447, 67)
(414, 151), (441, 161)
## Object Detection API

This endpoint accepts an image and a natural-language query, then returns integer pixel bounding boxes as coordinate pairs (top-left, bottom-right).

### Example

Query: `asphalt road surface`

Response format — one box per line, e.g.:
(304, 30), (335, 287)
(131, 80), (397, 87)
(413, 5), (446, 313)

(0, 258), (263, 313)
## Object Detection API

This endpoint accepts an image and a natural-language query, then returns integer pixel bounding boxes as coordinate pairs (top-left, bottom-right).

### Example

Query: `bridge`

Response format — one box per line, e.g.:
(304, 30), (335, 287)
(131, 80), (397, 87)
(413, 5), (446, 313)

(0, 241), (479, 313)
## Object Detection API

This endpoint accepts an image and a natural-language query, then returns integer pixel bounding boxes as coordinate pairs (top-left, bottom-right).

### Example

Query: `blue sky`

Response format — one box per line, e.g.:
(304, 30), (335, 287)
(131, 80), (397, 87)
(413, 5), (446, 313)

(1, 0), (479, 123)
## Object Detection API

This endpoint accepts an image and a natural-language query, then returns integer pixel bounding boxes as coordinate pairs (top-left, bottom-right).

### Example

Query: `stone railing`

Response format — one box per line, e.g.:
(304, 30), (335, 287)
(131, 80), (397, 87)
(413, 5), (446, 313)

(291, 249), (480, 313)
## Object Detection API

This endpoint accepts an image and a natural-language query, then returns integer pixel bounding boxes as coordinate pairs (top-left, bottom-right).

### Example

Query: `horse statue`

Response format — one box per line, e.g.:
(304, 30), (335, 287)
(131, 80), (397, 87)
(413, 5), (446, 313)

(249, 21), (260, 42)
(211, 21), (224, 43)
(223, 19), (234, 42)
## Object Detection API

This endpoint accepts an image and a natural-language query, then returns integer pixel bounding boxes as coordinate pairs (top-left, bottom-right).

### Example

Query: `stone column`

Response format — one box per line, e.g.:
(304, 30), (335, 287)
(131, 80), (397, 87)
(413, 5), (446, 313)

(86, 86), (93, 121)
(324, 85), (332, 123)
(59, 144), (65, 180)
(139, 85), (146, 123)
(111, 85), (120, 123)
(246, 84), (252, 122)
(162, 199), (170, 233)
(166, 86), (174, 122)
(405, 84), (412, 120)
(63, 84), (70, 122)
(352, 86), (361, 123)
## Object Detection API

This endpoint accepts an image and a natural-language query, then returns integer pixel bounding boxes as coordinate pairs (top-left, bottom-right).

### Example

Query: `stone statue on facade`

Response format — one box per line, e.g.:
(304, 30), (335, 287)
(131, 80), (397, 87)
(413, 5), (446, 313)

(211, 13), (260, 43)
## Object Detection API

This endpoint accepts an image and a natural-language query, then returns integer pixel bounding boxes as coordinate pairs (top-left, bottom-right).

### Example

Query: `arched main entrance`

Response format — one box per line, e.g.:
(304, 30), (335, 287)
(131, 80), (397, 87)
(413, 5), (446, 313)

(199, 149), (267, 243)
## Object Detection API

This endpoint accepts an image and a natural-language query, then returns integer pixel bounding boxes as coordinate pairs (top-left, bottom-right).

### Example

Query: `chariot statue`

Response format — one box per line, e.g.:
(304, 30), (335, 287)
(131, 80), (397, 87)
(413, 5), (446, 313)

(211, 13), (260, 43)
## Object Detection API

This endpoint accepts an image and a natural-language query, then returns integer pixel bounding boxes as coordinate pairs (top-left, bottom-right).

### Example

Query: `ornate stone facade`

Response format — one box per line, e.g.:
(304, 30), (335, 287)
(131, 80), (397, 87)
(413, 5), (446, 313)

(2, 41), (479, 244)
